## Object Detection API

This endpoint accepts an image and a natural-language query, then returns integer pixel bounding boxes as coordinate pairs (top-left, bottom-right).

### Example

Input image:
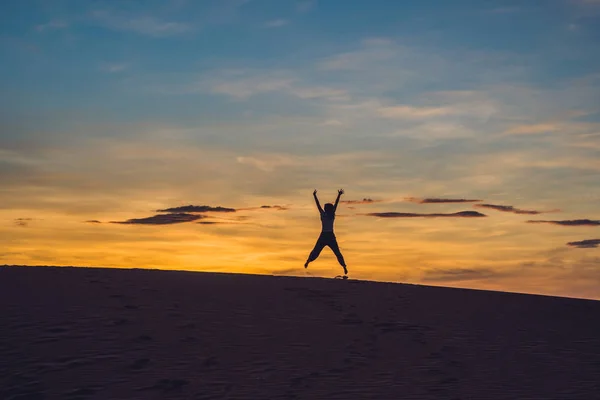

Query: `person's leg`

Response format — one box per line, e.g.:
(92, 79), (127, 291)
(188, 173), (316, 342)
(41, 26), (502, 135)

(328, 236), (348, 274)
(305, 238), (326, 268)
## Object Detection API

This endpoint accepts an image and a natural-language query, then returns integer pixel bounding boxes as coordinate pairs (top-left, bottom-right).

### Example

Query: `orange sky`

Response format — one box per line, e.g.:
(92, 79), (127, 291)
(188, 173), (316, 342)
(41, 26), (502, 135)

(2, 0), (600, 300)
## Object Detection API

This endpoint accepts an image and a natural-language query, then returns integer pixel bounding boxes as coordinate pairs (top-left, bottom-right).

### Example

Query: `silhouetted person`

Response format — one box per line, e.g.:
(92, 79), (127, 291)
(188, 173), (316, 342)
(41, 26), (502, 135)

(304, 189), (348, 275)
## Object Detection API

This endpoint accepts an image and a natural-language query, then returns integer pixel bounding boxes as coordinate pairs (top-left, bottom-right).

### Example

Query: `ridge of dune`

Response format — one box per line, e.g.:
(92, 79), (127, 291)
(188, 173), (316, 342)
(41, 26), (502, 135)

(1, 265), (599, 399)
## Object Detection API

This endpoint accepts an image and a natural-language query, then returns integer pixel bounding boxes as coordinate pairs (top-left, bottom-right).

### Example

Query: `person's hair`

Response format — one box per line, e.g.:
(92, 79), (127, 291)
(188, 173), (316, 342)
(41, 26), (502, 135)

(324, 203), (334, 214)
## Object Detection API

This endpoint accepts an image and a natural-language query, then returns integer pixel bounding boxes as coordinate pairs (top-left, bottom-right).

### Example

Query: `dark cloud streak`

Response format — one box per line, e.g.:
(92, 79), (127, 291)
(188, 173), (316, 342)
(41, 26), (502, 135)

(111, 213), (203, 225)
(527, 219), (600, 226)
(475, 203), (554, 215)
(341, 198), (382, 205)
(157, 205), (235, 213)
(406, 197), (481, 204)
(567, 239), (600, 249)
(237, 205), (288, 211)
(366, 211), (486, 218)
(15, 218), (33, 227)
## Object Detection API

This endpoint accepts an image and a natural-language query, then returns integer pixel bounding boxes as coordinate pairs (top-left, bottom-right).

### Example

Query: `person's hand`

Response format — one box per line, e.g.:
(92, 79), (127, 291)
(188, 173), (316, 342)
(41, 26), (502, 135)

(313, 189), (317, 196)
(338, 188), (344, 195)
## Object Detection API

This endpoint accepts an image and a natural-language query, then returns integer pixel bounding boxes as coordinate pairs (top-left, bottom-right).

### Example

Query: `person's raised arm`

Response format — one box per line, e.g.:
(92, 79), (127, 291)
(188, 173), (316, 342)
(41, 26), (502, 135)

(313, 189), (324, 213)
(333, 188), (344, 212)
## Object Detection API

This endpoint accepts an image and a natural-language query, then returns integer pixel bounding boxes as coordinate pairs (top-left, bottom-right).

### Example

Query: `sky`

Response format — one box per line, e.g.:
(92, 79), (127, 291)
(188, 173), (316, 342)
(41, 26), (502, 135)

(1, 0), (600, 300)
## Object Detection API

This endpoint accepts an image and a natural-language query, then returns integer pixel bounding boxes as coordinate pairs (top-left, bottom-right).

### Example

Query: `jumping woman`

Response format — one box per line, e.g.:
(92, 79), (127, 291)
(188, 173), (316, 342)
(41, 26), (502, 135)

(304, 189), (348, 275)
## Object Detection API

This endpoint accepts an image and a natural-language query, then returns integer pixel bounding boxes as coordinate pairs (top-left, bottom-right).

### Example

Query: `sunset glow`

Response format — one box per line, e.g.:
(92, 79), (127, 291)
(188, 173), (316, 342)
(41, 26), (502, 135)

(2, 0), (600, 299)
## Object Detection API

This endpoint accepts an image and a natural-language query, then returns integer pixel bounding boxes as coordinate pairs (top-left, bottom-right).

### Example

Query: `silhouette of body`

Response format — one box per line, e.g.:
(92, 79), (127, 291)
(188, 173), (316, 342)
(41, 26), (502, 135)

(304, 189), (348, 275)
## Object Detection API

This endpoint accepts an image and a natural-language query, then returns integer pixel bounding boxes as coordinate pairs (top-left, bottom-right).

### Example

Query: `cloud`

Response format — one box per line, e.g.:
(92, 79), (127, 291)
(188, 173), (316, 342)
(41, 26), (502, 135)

(567, 239), (600, 248)
(421, 268), (506, 282)
(100, 63), (129, 73)
(265, 19), (289, 28)
(321, 119), (343, 126)
(204, 71), (349, 101)
(91, 10), (192, 37)
(15, 218), (33, 227)
(340, 198), (382, 205)
(237, 205), (289, 211)
(235, 155), (300, 172)
(474, 203), (556, 215)
(366, 211), (487, 218)
(296, 1), (316, 13)
(527, 219), (600, 226)
(378, 105), (455, 119)
(35, 20), (68, 32)
(197, 221), (238, 225)
(157, 205), (236, 213)
(406, 197), (482, 204)
(259, 205), (288, 210)
(505, 123), (559, 135)
(318, 38), (396, 71)
(85, 220), (102, 224)
(111, 213), (203, 225)
(210, 76), (295, 99)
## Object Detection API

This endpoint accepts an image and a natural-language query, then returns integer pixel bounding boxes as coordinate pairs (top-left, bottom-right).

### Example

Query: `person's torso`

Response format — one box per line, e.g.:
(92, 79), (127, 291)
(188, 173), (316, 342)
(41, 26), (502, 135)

(320, 211), (335, 232)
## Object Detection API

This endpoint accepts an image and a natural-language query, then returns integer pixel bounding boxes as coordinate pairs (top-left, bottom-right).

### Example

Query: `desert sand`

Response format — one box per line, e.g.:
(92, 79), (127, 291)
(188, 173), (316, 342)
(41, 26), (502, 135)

(1, 266), (599, 399)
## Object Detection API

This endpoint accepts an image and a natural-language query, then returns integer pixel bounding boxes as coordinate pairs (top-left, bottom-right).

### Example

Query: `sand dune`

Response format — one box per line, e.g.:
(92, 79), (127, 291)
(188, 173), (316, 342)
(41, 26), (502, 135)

(1, 266), (599, 399)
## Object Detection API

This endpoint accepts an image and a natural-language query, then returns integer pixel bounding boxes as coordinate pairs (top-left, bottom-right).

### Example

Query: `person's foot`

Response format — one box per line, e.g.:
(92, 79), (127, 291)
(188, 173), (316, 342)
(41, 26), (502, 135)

(304, 261), (309, 268)
(343, 266), (348, 275)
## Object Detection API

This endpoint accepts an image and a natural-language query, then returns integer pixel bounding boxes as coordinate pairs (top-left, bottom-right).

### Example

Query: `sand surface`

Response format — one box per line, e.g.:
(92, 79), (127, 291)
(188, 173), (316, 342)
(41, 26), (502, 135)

(1, 266), (599, 399)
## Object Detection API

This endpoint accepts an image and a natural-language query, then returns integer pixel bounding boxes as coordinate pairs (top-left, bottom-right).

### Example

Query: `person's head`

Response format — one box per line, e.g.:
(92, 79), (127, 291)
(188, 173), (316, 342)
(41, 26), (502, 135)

(324, 203), (334, 214)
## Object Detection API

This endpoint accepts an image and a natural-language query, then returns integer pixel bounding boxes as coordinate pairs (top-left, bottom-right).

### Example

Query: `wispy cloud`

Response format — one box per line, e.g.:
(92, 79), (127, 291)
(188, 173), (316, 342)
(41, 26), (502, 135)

(366, 211), (486, 218)
(85, 220), (102, 224)
(15, 218), (33, 227)
(474, 203), (557, 215)
(318, 38), (396, 71)
(567, 239), (600, 248)
(258, 205), (288, 210)
(321, 119), (343, 126)
(378, 105), (455, 119)
(527, 219), (600, 226)
(505, 123), (559, 135)
(91, 10), (192, 37)
(197, 221), (239, 225)
(204, 71), (349, 101)
(265, 19), (289, 28)
(111, 213), (203, 225)
(296, 0), (316, 13)
(237, 205), (289, 211)
(157, 205), (236, 213)
(100, 63), (129, 73)
(406, 197), (482, 204)
(210, 76), (295, 99)
(35, 20), (68, 32)
(340, 198), (382, 205)
(236, 154), (300, 172)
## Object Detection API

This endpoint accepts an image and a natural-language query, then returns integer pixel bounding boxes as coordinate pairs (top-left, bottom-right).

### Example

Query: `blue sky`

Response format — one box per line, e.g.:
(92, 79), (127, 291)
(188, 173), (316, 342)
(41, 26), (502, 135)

(1, 0), (600, 299)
